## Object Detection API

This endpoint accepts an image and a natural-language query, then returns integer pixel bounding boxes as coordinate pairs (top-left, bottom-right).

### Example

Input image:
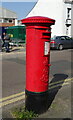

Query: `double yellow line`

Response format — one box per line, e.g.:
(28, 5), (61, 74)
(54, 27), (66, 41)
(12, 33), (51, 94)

(0, 77), (73, 108)
(49, 77), (73, 89)
(0, 92), (25, 108)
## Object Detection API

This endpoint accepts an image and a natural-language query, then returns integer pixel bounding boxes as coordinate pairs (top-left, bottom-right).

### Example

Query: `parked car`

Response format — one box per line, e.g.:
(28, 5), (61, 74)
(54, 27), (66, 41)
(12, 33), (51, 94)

(50, 36), (73, 50)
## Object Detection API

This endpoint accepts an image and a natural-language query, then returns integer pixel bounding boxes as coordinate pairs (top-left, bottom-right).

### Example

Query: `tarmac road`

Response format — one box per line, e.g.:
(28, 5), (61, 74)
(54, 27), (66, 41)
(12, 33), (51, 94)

(2, 49), (73, 97)
(0, 47), (73, 118)
(2, 48), (73, 97)
(2, 53), (26, 98)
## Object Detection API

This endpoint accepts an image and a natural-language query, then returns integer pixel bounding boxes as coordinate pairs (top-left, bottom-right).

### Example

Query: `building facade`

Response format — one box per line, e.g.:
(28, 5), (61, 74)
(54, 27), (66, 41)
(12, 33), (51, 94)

(0, 7), (17, 27)
(26, 0), (73, 37)
(71, 4), (73, 37)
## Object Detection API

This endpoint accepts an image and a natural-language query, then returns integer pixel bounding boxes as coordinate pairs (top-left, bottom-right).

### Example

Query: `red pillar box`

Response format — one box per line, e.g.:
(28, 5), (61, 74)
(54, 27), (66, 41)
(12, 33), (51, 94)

(21, 16), (55, 114)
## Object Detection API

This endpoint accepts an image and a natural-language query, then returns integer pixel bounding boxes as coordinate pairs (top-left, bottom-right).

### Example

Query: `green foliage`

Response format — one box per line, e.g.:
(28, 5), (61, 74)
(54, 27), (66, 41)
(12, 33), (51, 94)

(12, 106), (38, 120)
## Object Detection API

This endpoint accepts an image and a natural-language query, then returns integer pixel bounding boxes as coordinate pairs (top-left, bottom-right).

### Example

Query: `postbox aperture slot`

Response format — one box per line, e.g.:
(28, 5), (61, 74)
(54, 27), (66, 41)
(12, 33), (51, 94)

(43, 32), (51, 36)
(44, 41), (50, 55)
(42, 32), (51, 39)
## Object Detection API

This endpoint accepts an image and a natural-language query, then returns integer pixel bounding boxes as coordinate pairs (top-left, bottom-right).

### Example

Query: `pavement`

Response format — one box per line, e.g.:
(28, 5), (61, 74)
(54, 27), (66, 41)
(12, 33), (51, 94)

(1, 46), (73, 120)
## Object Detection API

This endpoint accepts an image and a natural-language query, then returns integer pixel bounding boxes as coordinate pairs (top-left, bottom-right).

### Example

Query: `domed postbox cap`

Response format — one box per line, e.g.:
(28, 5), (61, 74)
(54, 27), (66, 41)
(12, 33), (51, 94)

(21, 16), (55, 26)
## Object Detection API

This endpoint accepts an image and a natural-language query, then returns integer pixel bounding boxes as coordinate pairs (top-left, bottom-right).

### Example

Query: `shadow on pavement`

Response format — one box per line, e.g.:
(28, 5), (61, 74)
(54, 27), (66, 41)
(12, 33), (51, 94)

(47, 74), (68, 109)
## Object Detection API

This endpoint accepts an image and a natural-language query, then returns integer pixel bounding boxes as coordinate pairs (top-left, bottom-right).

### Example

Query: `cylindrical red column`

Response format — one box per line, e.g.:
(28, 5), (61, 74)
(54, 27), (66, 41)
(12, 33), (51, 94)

(21, 16), (55, 114)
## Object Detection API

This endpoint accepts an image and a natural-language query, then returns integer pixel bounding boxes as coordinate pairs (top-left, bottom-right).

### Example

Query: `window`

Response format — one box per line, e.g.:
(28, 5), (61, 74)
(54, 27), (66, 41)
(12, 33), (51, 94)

(4, 18), (8, 23)
(60, 37), (65, 40)
(65, 36), (71, 40)
(9, 19), (12, 23)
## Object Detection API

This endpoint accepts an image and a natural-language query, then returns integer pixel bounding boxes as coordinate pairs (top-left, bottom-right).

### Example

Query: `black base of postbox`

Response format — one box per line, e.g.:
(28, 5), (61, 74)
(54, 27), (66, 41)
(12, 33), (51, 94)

(25, 89), (49, 114)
